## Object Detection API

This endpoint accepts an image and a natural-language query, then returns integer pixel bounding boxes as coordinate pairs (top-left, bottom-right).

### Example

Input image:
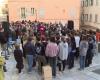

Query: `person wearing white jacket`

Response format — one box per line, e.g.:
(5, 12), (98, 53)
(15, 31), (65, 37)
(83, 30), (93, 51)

(58, 36), (68, 72)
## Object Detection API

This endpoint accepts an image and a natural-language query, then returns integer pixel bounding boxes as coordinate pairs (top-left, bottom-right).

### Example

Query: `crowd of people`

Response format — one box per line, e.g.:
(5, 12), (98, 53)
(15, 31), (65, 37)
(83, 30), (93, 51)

(0, 20), (99, 78)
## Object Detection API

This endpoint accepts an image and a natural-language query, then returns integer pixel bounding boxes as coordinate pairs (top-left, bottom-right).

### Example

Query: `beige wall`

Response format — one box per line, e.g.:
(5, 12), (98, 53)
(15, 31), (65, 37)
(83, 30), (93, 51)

(8, 0), (81, 29)
(81, 0), (100, 29)
(0, 0), (8, 22)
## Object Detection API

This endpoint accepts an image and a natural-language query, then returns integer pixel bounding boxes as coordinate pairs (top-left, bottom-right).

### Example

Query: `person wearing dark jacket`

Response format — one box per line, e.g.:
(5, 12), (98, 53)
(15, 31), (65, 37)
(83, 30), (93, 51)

(23, 37), (36, 73)
(35, 37), (47, 73)
(85, 37), (94, 67)
(68, 34), (76, 69)
(14, 44), (24, 73)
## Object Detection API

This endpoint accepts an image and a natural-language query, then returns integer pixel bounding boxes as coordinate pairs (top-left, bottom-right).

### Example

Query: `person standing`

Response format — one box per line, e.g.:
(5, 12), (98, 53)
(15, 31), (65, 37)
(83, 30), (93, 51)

(14, 44), (24, 73)
(79, 35), (88, 70)
(85, 36), (94, 67)
(23, 37), (36, 73)
(58, 36), (68, 72)
(45, 36), (59, 77)
(35, 38), (47, 74)
(68, 34), (76, 69)
(74, 32), (80, 59)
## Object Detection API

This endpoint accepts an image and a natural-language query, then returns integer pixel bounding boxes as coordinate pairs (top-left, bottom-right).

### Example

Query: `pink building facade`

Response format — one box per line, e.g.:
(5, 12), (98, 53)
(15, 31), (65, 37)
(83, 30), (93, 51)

(8, 0), (81, 29)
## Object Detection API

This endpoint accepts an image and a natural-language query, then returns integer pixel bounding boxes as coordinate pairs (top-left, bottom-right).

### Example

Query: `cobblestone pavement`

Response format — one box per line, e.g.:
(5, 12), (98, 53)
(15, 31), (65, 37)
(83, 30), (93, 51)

(5, 52), (100, 80)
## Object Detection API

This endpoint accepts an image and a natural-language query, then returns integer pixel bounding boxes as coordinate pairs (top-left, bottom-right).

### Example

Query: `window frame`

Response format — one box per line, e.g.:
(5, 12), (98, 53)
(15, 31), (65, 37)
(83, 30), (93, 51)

(31, 8), (35, 16)
(21, 7), (26, 19)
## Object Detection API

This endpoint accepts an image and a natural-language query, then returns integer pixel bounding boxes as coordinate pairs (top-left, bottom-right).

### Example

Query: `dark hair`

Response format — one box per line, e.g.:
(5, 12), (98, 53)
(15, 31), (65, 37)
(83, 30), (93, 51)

(50, 36), (55, 43)
(56, 36), (60, 40)
(36, 37), (41, 41)
(82, 35), (87, 40)
(28, 37), (32, 42)
(41, 36), (46, 41)
(15, 44), (20, 49)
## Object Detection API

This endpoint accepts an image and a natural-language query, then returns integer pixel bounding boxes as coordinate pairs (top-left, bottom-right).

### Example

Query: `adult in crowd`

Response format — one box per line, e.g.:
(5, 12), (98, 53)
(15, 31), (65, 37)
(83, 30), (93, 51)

(79, 35), (88, 70)
(35, 37), (47, 74)
(3, 20), (99, 77)
(45, 36), (59, 77)
(14, 44), (24, 73)
(23, 37), (36, 73)
(68, 33), (76, 69)
(58, 36), (68, 72)
(74, 32), (80, 59)
(85, 36), (94, 67)
(0, 23), (8, 60)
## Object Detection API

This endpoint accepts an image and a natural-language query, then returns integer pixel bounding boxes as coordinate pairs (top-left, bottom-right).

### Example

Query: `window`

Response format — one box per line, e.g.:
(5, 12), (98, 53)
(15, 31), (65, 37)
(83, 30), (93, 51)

(31, 8), (34, 15)
(81, 1), (84, 7)
(81, 14), (83, 21)
(85, 14), (88, 21)
(96, 0), (98, 6)
(21, 8), (26, 18)
(83, 14), (85, 21)
(87, 0), (89, 6)
(95, 14), (98, 23)
(85, 0), (88, 7)
(90, 0), (93, 6)
(5, 4), (8, 8)
(2, 8), (8, 14)
(83, 1), (85, 7)
(89, 14), (92, 22)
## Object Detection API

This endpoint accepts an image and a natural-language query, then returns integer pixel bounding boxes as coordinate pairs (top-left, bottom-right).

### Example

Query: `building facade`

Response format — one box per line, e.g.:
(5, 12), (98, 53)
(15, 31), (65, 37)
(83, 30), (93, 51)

(81, 0), (100, 29)
(0, 0), (8, 22)
(8, 0), (80, 29)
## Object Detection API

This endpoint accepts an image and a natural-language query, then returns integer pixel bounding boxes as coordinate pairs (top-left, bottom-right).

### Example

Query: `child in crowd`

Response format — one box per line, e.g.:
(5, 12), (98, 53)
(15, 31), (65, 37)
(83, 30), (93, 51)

(14, 44), (24, 73)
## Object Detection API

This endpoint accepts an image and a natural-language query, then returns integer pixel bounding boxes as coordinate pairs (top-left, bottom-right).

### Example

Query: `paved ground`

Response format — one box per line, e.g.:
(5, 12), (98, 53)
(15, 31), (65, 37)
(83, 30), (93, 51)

(93, 69), (100, 75)
(4, 51), (100, 80)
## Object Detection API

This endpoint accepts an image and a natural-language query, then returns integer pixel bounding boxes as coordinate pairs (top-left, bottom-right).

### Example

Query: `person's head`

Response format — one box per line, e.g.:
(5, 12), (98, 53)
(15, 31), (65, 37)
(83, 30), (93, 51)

(88, 36), (92, 41)
(36, 37), (41, 43)
(27, 37), (32, 42)
(61, 36), (66, 42)
(81, 35), (87, 41)
(50, 36), (56, 43)
(75, 31), (79, 36)
(15, 44), (20, 49)
(41, 36), (46, 42)
(56, 36), (60, 41)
